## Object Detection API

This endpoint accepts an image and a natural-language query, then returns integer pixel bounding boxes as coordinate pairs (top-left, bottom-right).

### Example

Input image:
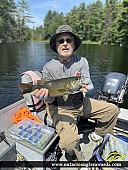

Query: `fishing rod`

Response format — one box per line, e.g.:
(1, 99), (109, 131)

(0, 131), (36, 170)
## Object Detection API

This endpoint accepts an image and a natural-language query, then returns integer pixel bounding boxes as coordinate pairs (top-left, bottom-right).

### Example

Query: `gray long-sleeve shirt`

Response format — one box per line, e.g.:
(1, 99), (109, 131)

(42, 56), (94, 103)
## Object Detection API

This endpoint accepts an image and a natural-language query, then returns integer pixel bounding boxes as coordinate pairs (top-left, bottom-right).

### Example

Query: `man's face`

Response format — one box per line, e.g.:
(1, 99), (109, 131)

(56, 33), (75, 57)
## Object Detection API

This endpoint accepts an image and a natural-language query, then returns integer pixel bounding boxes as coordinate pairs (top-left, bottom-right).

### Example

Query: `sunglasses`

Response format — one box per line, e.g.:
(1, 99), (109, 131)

(57, 38), (73, 44)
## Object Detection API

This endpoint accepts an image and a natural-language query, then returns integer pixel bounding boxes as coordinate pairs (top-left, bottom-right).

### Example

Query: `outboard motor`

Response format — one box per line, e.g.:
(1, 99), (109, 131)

(98, 72), (128, 105)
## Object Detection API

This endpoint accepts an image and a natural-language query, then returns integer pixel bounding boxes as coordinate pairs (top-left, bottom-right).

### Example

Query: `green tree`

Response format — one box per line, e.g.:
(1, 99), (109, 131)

(16, 0), (33, 41)
(43, 10), (64, 40)
(66, 6), (80, 35)
(101, 0), (122, 45)
(0, 0), (16, 42)
(76, 2), (87, 40)
(118, 0), (128, 46)
(87, 0), (104, 41)
(33, 26), (44, 41)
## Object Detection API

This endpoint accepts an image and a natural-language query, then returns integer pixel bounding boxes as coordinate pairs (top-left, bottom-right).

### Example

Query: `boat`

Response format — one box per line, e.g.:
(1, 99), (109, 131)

(0, 72), (128, 170)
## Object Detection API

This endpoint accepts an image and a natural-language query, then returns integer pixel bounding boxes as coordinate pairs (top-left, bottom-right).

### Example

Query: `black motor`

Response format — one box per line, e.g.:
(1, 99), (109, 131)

(98, 72), (128, 105)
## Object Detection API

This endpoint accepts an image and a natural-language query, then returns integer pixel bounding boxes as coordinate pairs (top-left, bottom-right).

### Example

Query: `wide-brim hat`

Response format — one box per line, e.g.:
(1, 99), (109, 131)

(50, 25), (81, 53)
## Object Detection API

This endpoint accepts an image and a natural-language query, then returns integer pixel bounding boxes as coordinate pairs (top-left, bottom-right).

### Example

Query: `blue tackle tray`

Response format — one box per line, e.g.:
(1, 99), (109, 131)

(9, 118), (55, 148)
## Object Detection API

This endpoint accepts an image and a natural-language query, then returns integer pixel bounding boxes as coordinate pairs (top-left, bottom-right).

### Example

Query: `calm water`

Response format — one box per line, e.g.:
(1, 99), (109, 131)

(0, 42), (128, 109)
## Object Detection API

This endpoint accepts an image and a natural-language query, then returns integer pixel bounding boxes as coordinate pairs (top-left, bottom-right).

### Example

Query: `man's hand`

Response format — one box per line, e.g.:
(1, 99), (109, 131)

(81, 84), (88, 93)
(33, 88), (49, 100)
(32, 79), (49, 100)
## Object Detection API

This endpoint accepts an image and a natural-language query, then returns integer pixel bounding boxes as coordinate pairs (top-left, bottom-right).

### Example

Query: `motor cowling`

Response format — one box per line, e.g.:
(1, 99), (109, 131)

(98, 72), (128, 104)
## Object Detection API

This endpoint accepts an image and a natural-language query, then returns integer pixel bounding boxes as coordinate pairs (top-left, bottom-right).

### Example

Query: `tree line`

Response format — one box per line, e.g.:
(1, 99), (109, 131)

(0, 0), (32, 42)
(0, 0), (128, 46)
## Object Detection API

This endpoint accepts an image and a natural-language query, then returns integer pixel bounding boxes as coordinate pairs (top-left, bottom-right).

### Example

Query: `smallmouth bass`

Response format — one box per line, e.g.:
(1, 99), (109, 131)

(18, 76), (82, 100)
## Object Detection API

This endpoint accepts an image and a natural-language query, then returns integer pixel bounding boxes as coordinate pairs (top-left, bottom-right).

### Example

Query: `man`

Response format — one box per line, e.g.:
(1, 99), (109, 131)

(33, 25), (118, 161)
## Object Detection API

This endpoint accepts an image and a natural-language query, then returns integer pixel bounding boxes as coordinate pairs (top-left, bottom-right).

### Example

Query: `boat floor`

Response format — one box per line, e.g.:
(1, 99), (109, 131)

(0, 99), (128, 170)
(47, 130), (128, 170)
(2, 123), (128, 170)
(59, 134), (97, 170)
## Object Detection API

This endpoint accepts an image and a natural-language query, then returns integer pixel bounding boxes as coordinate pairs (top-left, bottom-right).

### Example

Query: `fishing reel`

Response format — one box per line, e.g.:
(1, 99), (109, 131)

(97, 72), (128, 105)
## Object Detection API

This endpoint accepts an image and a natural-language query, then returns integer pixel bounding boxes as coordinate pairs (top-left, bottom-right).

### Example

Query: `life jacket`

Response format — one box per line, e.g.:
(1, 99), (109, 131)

(21, 71), (46, 113)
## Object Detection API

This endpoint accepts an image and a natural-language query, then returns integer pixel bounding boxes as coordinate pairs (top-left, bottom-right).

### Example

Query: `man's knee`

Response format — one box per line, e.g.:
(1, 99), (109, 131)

(109, 103), (119, 115)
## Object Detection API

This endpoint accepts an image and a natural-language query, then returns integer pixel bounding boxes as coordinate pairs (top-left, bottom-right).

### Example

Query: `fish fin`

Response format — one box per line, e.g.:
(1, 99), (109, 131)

(63, 95), (69, 101)
(45, 102), (52, 118)
(37, 79), (47, 85)
(17, 83), (33, 95)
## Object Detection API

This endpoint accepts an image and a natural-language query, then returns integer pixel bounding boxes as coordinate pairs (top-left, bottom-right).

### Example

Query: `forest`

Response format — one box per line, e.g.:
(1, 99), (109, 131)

(0, 0), (128, 46)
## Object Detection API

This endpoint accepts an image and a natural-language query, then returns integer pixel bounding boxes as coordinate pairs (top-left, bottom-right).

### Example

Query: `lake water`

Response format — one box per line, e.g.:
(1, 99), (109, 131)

(0, 42), (128, 109)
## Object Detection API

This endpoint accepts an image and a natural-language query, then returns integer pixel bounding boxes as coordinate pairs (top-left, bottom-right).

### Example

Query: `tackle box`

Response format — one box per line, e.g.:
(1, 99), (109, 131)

(9, 118), (55, 149)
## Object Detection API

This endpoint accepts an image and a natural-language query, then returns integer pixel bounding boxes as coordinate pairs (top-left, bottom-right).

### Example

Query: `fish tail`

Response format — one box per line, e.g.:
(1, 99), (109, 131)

(17, 83), (33, 95)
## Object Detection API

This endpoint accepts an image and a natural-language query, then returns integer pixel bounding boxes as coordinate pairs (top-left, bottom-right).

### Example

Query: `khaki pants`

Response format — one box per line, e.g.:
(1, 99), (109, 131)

(48, 97), (119, 158)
